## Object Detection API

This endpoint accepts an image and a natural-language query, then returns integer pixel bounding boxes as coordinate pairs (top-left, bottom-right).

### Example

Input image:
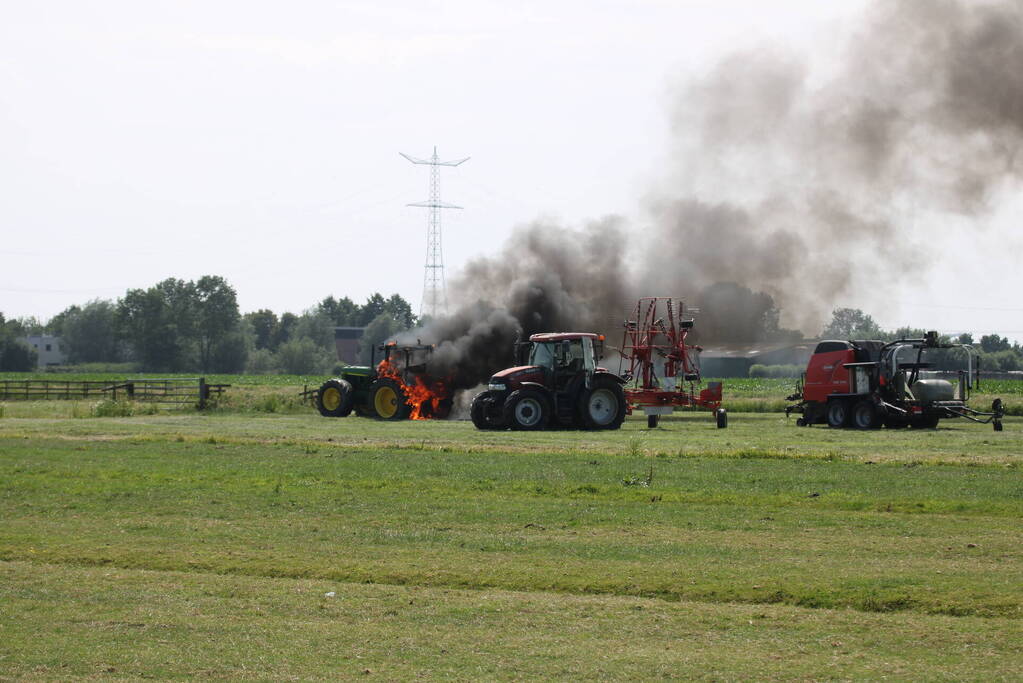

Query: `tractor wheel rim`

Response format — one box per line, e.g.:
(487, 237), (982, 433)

(588, 389), (617, 425)
(514, 398), (542, 426)
(322, 387), (341, 411)
(375, 387), (398, 418)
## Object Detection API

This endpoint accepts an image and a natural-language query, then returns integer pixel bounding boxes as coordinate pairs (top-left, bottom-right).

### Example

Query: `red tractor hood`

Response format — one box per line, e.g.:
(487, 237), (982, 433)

(492, 365), (542, 380)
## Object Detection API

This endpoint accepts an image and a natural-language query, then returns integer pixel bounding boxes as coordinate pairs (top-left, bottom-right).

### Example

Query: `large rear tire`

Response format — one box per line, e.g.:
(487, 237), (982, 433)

(826, 400), (849, 429)
(503, 389), (550, 430)
(317, 379), (354, 418)
(470, 391), (504, 430)
(579, 377), (627, 430)
(369, 378), (411, 421)
(852, 400), (880, 430)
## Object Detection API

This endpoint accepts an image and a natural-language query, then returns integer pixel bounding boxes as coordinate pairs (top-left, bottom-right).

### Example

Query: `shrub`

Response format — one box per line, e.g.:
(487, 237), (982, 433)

(749, 364), (803, 378)
(245, 348), (280, 374)
(92, 399), (135, 417)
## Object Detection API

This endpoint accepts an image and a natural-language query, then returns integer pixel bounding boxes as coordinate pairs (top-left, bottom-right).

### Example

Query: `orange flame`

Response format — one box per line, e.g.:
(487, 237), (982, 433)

(376, 359), (452, 420)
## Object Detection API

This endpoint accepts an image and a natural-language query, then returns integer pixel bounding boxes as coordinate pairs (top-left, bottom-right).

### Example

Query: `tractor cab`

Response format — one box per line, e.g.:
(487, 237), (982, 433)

(520, 334), (598, 389)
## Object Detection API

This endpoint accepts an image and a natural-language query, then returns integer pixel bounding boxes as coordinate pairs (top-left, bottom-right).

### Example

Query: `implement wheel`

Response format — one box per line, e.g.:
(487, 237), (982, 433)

(647, 414), (659, 429)
(369, 378), (411, 421)
(852, 400), (880, 430)
(317, 379), (354, 417)
(826, 400), (849, 429)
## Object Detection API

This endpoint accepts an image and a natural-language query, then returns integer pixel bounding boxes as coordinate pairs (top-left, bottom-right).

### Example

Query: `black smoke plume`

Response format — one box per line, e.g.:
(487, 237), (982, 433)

(406, 0), (1023, 390)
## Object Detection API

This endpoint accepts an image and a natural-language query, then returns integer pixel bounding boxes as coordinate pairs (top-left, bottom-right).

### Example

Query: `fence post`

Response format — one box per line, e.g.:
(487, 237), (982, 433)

(199, 377), (208, 409)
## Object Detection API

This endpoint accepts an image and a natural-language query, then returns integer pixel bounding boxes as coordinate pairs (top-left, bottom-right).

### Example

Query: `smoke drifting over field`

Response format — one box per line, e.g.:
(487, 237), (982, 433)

(408, 0), (1023, 385)
(646, 0), (1023, 332)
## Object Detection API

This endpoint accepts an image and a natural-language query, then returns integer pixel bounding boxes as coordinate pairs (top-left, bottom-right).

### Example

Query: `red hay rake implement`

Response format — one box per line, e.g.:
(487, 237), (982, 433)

(619, 297), (726, 428)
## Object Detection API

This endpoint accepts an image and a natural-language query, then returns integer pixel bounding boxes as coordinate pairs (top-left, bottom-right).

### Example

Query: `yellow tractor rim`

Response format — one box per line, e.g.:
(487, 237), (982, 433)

(374, 386), (398, 418)
(322, 387), (341, 412)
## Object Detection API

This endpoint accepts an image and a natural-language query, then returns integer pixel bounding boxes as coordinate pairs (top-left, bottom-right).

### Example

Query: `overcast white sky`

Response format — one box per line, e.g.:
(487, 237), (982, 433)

(2, 0), (1020, 340)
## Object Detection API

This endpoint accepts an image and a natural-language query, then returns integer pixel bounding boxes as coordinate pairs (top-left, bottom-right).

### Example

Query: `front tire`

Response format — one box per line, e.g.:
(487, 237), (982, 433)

(826, 400), (849, 429)
(317, 379), (354, 417)
(503, 389), (550, 430)
(647, 414), (659, 429)
(369, 378), (411, 421)
(716, 408), (728, 429)
(470, 391), (504, 430)
(579, 377), (627, 430)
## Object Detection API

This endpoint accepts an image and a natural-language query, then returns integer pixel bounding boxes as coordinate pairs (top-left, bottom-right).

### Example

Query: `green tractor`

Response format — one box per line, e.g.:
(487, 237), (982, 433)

(316, 343), (449, 420)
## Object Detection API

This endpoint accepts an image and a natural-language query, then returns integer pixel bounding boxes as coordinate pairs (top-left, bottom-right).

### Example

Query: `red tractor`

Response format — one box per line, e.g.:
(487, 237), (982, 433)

(619, 297), (727, 428)
(786, 331), (1004, 430)
(470, 332), (628, 430)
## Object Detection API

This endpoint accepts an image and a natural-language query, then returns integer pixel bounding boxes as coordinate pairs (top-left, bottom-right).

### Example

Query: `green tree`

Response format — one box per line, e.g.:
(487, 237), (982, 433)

(276, 337), (331, 375)
(273, 312), (298, 349)
(979, 334), (1011, 353)
(358, 293), (387, 326)
(957, 332), (974, 345)
(0, 313), (39, 370)
(318, 296), (360, 326)
(821, 308), (883, 340)
(194, 275), (241, 373)
(117, 279), (196, 372)
(245, 309), (279, 351)
(695, 282), (794, 343)
(210, 328), (249, 373)
(245, 348), (280, 374)
(46, 305), (81, 338)
(383, 294), (416, 329)
(61, 300), (121, 363)
(118, 288), (179, 371)
(294, 308), (335, 350)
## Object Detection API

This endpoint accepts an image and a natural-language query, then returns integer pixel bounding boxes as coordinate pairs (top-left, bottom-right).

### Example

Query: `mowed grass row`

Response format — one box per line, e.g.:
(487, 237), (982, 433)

(2, 410), (1019, 466)
(2, 415), (1021, 621)
(3, 560), (1021, 681)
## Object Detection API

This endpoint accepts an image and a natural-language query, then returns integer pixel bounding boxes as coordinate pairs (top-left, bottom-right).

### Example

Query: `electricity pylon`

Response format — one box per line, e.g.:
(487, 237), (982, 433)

(400, 147), (469, 320)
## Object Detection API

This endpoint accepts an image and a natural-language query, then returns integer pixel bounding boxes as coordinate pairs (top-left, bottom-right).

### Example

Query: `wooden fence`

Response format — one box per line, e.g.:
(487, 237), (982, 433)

(0, 380), (113, 401)
(0, 377), (229, 408)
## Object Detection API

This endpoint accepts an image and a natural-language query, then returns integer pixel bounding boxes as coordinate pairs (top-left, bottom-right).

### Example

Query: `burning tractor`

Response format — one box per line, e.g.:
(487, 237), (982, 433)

(619, 297), (727, 428)
(316, 342), (452, 421)
(786, 331), (1004, 430)
(471, 332), (628, 430)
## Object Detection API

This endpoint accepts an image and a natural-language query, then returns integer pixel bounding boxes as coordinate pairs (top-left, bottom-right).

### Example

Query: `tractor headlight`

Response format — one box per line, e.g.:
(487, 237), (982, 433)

(488, 381), (507, 392)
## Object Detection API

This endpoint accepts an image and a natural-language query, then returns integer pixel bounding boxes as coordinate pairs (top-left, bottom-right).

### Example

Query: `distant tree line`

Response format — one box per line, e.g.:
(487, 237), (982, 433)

(818, 307), (1023, 372)
(0, 275), (416, 374)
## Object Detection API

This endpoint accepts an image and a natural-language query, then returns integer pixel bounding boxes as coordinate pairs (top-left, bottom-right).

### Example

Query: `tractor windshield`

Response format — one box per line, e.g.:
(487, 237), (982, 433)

(529, 339), (588, 372)
(529, 342), (558, 370)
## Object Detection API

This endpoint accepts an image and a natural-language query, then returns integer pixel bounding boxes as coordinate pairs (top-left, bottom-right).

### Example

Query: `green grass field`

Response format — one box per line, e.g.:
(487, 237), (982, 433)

(1, 379), (1021, 679)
